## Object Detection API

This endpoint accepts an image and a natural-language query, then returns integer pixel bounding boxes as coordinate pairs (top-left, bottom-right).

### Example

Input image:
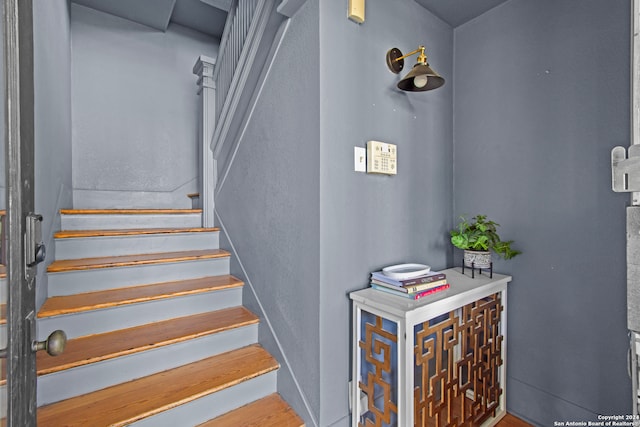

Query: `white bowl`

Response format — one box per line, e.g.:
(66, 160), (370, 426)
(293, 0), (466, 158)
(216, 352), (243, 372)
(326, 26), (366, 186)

(382, 263), (431, 280)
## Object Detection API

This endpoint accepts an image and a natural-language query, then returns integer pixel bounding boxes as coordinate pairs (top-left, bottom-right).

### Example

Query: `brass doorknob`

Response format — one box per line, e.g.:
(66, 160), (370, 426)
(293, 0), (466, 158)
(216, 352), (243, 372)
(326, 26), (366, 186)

(33, 330), (67, 356)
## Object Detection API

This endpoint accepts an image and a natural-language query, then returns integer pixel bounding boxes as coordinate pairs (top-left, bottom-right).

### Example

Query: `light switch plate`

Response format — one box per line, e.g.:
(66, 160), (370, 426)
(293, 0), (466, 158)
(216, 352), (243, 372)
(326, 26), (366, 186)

(354, 146), (366, 172)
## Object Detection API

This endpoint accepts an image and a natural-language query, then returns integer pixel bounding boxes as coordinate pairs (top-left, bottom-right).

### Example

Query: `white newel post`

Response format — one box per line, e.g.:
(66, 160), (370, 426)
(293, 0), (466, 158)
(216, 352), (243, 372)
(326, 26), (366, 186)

(193, 55), (217, 228)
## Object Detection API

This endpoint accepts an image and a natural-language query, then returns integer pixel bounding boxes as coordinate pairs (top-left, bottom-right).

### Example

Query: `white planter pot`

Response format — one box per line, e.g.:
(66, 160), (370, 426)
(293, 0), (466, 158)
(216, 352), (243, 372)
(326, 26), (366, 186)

(463, 250), (492, 269)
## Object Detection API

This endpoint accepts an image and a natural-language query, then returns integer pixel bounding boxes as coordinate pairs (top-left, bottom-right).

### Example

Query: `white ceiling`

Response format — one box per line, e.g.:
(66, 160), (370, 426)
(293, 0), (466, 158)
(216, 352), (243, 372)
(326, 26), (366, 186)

(415, 0), (510, 27)
(70, 0), (228, 39)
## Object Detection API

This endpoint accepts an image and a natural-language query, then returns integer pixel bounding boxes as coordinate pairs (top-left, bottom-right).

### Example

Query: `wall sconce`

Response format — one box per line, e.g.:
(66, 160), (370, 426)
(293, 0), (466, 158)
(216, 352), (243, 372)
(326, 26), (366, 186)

(386, 45), (445, 92)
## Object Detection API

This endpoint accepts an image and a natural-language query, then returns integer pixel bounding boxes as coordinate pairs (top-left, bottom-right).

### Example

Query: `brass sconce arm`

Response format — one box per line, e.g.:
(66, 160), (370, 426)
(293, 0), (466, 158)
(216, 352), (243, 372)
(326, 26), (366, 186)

(390, 45), (427, 66)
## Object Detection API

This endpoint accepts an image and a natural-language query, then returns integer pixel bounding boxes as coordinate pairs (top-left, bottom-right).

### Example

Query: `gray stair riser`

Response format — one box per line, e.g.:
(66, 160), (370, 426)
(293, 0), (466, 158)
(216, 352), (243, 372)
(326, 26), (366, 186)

(37, 326), (259, 406)
(61, 213), (201, 230)
(0, 386), (5, 418)
(37, 287), (242, 340)
(0, 325), (5, 348)
(0, 277), (5, 303)
(131, 370), (278, 427)
(55, 232), (219, 259)
(48, 257), (230, 296)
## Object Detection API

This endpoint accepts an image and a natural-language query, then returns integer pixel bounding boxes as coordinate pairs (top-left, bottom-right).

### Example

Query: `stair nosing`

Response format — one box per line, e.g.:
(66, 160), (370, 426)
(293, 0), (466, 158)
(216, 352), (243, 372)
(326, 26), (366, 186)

(36, 345), (279, 427)
(60, 208), (202, 215)
(35, 307), (260, 377)
(37, 275), (244, 318)
(47, 249), (230, 273)
(55, 227), (219, 239)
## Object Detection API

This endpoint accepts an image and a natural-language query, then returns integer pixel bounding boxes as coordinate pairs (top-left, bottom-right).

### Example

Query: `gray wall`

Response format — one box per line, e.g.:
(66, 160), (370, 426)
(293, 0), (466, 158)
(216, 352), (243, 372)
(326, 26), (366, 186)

(70, 4), (218, 209)
(218, 1), (455, 425)
(215, 0), (321, 425)
(0, 7), (4, 211)
(318, 0), (453, 425)
(453, 0), (630, 423)
(33, 0), (73, 309)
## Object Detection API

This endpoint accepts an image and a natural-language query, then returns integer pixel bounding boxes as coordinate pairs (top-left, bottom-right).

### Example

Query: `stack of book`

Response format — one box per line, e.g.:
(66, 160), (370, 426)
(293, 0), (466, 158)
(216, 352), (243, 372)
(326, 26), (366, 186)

(370, 270), (449, 300)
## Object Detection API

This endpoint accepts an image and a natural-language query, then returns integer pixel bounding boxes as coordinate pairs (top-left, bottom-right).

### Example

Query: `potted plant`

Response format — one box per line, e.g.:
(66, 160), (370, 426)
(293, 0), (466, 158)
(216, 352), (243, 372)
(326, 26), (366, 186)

(450, 214), (521, 268)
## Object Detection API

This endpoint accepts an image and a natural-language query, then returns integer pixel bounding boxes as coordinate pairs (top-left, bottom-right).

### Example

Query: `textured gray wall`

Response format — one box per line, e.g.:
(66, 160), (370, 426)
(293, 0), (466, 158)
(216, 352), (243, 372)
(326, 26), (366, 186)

(454, 0), (630, 423)
(215, 0), (321, 424)
(33, 0), (73, 309)
(70, 4), (218, 208)
(0, 8), (4, 210)
(318, 0), (453, 425)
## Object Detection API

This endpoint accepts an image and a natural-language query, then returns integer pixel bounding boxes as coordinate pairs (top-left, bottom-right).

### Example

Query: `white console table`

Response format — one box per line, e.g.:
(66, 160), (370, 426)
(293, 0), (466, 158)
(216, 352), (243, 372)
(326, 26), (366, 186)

(350, 267), (512, 427)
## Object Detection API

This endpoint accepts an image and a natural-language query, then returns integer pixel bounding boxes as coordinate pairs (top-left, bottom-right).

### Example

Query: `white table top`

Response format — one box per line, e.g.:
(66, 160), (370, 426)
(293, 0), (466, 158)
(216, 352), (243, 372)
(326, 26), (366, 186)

(350, 267), (512, 323)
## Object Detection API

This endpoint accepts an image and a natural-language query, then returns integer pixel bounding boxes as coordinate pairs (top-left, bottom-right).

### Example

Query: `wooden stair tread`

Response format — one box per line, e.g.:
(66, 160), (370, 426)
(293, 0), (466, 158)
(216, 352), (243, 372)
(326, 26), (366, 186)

(60, 208), (202, 215)
(197, 393), (304, 427)
(37, 345), (278, 427)
(0, 304), (5, 325)
(55, 227), (219, 239)
(38, 275), (243, 318)
(36, 307), (259, 376)
(47, 249), (229, 273)
(0, 264), (5, 279)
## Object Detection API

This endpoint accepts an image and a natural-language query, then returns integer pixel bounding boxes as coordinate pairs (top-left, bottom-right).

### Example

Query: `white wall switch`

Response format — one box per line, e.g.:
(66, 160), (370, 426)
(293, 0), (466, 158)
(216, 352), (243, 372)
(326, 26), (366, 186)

(354, 146), (366, 172)
(348, 0), (365, 23)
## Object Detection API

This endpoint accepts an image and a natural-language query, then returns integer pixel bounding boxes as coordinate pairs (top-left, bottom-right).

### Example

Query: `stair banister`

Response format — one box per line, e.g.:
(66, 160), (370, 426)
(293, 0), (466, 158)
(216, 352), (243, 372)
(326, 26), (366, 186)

(210, 0), (264, 161)
(276, 0), (306, 17)
(193, 55), (217, 227)
(194, 0), (259, 227)
(193, 0), (310, 228)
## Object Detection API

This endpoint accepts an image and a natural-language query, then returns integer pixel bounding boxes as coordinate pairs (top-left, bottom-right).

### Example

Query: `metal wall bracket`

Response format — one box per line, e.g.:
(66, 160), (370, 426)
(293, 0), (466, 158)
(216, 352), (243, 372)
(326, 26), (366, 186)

(25, 213), (45, 267)
(612, 145), (640, 192)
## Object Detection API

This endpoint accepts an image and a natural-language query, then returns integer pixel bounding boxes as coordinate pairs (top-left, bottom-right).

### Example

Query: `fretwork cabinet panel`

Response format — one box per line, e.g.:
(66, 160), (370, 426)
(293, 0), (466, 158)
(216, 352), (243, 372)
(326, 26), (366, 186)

(351, 268), (511, 427)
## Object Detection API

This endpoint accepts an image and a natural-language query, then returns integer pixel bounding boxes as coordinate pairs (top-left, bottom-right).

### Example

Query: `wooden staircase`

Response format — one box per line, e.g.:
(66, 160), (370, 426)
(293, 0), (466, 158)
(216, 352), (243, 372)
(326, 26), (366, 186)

(33, 208), (304, 426)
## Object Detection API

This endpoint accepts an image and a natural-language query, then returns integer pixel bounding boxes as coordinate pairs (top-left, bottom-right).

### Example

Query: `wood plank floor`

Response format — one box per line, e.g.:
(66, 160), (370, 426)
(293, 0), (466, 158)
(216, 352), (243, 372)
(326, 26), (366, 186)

(498, 413), (533, 427)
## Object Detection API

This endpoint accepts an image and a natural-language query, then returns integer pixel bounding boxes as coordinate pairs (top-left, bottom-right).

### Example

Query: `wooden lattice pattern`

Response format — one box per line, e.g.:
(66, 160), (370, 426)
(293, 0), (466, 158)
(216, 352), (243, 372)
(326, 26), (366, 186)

(414, 294), (503, 426)
(358, 315), (398, 427)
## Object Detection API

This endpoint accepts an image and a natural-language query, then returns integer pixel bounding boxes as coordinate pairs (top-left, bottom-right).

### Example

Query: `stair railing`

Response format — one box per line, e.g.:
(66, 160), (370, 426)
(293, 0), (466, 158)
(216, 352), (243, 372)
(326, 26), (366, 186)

(194, 0), (308, 227)
(194, 0), (267, 227)
(214, 0), (259, 126)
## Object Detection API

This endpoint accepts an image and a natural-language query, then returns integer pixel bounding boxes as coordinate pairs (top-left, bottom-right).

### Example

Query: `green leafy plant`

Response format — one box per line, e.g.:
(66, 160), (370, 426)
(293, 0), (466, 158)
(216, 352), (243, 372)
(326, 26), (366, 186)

(450, 214), (521, 260)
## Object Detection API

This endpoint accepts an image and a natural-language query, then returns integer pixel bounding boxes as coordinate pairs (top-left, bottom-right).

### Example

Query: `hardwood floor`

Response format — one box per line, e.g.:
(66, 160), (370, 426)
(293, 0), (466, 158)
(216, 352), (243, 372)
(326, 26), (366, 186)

(498, 413), (534, 427)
